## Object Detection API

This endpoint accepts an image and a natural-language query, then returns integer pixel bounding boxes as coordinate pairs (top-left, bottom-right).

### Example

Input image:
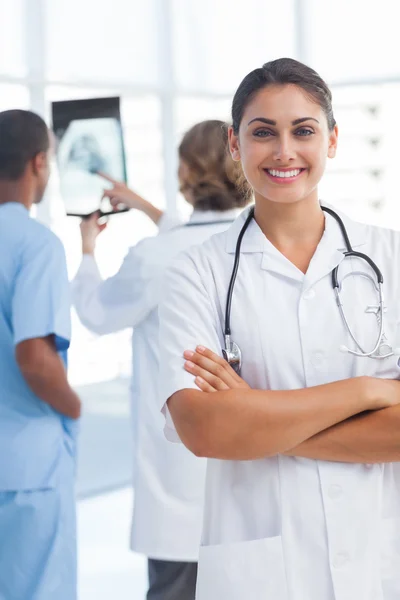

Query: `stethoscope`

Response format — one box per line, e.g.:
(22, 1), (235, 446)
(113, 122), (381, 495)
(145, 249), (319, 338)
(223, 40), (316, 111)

(222, 205), (394, 374)
(182, 219), (235, 228)
(184, 219), (235, 227)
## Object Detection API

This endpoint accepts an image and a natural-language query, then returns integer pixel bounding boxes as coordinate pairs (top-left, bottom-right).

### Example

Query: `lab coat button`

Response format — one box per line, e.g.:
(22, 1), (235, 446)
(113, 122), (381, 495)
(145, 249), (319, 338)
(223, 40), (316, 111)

(303, 288), (316, 300)
(333, 553), (350, 568)
(311, 352), (325, 367)
(328, 484), (343, 499)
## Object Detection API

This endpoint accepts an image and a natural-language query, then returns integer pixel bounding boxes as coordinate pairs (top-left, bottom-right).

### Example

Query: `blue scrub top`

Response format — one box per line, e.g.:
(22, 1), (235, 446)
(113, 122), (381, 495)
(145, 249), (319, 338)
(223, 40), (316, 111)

(0, 202), (77, 491)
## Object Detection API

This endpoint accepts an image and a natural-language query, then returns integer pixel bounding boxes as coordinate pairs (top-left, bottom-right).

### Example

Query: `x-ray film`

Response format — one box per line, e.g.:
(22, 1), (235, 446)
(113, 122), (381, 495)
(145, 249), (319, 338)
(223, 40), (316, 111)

(52, 97), (128, 217)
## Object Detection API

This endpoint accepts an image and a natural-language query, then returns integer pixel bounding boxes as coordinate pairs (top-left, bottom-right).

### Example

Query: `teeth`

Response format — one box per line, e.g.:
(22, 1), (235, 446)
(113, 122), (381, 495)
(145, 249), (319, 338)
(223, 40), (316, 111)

(267, 169), (301, 178)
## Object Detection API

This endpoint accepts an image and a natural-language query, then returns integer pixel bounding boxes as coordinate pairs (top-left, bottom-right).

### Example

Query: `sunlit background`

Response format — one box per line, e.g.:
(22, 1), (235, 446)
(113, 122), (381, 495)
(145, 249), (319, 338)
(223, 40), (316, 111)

(1, 0), (400, 597)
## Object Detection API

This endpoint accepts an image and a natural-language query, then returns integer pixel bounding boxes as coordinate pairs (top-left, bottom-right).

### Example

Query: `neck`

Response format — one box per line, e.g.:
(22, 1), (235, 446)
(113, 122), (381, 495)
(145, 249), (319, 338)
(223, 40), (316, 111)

(0, 179), (34, 210)
(254, 194), (324, 247)
(253, 193), (325, 274)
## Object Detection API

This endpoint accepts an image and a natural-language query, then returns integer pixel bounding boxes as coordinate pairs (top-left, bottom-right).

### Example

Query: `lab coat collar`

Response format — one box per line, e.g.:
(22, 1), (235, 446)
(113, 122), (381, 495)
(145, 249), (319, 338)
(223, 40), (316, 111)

(225, 206), (266, 253)
(188, 208), (242, 225)
(321, 202), (367, 251)
(303, 203), (368, 289)
(225, 202), (368, 284)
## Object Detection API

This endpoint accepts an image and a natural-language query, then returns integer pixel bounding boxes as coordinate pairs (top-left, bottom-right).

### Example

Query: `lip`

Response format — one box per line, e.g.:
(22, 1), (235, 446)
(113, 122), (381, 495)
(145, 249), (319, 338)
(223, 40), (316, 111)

(263, 167), (306, 184)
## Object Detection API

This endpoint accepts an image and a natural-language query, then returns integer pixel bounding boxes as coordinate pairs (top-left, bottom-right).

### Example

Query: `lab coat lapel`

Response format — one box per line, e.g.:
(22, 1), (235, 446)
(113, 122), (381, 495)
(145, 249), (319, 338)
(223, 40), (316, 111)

(304, 207), (368, 290)
(226, 209), (304, 281)
(225, 205), (367, 286)
(260, 247), (304, 282)
(303, 238), (345, 291)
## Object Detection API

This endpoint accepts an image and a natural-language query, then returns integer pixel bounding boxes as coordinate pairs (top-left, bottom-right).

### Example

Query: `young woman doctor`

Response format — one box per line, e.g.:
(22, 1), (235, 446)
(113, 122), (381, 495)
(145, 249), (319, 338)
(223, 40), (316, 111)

(158, 58), (400, 600)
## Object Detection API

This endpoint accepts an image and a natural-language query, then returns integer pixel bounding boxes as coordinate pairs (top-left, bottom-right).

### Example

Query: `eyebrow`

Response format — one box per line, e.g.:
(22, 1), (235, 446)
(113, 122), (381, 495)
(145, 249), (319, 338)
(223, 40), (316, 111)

(247, 117), (320, 126)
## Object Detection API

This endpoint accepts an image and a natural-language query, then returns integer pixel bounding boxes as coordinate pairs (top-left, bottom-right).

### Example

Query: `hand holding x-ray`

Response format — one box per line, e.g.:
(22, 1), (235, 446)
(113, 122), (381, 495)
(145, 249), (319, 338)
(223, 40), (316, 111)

(79, 211), (108, 254)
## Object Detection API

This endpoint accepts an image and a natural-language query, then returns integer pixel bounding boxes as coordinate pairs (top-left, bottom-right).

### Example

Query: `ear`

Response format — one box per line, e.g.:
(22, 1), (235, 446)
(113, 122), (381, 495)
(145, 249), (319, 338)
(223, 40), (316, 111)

(327, 124), (338, 159)
(228, 126), (241, 161)
(31, 151), (49, 176)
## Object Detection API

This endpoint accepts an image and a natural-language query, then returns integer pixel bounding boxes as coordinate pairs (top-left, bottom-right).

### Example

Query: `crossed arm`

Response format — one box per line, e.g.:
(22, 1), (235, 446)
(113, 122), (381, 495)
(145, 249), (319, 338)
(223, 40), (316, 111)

(167, 346), (400, 463)
(283, 406), (400, 463)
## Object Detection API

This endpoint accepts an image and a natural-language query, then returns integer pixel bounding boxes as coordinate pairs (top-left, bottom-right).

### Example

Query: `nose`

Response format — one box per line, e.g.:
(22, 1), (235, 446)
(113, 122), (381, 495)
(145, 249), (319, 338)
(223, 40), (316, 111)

(272, 133), (296, 162)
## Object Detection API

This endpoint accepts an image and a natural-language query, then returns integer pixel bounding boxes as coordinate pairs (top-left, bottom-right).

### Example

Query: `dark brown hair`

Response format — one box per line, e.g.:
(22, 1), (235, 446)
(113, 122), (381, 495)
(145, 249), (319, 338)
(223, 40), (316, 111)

(178, 120), (251, 211)
(232, 57), (336, 135)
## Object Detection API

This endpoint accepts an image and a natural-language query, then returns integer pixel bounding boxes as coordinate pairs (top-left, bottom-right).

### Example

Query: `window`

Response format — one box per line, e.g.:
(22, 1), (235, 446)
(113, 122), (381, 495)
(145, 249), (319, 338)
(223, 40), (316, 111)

(321, 82), (400, 228)
(44, 0), (159, 85)
(0, 0), (26, 76)
(0, 84), (29, 111)
(304, 0), (400, 83)
(172, 0), (296, 93)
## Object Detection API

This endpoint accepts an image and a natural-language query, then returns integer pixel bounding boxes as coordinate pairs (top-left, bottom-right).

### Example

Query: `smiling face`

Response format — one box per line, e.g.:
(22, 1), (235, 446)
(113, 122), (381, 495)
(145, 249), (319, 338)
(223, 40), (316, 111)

(229, 83), (338, 208)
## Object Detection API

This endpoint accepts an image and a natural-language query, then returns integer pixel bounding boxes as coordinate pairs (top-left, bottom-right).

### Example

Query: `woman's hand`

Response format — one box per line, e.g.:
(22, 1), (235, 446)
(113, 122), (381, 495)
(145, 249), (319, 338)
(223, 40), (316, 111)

(97, 171), (147, 211)
(80, 212), (107, 255)
(363, 376), (400, 410)
(183, 345), (250, 392)
(97, 171), (164, 224)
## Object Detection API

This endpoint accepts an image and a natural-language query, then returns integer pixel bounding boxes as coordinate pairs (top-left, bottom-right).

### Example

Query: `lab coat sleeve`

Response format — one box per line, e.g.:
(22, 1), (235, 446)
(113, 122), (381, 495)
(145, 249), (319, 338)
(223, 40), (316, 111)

(158, 252), (222, 443)
(12, 234), (71, 352)
(72, 244), (156, 335)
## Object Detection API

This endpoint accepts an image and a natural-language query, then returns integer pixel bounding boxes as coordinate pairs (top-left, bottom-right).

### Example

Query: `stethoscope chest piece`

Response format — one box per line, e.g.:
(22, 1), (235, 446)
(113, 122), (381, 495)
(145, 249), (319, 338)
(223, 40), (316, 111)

(375, 342), (393, 357)
(222, 337), (242, 375)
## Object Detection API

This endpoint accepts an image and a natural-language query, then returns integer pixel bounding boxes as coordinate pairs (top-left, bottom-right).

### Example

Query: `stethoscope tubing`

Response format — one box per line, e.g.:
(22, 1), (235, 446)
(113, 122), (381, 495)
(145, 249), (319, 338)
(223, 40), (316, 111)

(224, 207), (255, 336)
(224, 205), (390, 366)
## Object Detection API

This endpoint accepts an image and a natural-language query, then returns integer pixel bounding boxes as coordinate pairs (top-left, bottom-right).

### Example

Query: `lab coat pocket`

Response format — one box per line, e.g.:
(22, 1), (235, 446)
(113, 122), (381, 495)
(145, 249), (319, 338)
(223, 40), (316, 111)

(196, 536), (289, 600)
(381, 517), (400, 597)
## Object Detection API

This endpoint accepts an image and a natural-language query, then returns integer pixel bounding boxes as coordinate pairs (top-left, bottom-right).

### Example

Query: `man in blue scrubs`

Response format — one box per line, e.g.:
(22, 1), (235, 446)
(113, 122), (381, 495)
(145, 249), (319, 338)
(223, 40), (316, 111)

(0, 110), (81, 600)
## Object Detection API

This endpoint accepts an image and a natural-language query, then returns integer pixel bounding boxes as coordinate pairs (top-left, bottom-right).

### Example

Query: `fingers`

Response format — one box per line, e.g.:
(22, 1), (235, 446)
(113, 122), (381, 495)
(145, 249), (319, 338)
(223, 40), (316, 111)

(194, 376), (218, 393)
(197, 345), (249, 387)
(102, 188), (122, 202)
(109, 197), (124, 209)
(102, 187), (126, 209)
(184, 346), (239, 384)
(183, 345), (250, 391)
(80, 211), (107, 233)
(80, 212), (98, 228)
(184, 347), (237, 390)
(184, 358), (230, 391)
(102, 189), (113, 199)
(88, 210), (102, 220)
(197, 345), (239, 374)
(96, 170), (118, 184)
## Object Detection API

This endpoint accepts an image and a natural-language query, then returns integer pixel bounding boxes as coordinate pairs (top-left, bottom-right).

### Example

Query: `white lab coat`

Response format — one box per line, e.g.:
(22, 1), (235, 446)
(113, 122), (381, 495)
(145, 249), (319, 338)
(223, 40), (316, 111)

(72, 208), (241, 561)
(158, 205), (400, 599)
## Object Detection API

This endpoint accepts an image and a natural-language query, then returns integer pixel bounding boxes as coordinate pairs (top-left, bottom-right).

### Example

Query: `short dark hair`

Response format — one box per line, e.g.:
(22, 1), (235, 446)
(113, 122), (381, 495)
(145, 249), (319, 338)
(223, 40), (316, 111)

(0, 110), (49, 180)
(232, 57), (336, 134)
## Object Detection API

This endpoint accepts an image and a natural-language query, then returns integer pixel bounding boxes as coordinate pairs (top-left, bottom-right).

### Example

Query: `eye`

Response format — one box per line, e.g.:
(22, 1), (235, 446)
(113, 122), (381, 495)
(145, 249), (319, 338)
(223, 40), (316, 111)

(253, 129), (274, 138)
(295, 127), (314, 137)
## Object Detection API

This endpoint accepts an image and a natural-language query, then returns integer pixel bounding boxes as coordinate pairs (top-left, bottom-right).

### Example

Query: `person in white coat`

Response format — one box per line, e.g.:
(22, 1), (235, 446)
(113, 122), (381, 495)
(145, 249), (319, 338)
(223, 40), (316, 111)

(72, 120), (251, 600)
(158, 58), (400, 599)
